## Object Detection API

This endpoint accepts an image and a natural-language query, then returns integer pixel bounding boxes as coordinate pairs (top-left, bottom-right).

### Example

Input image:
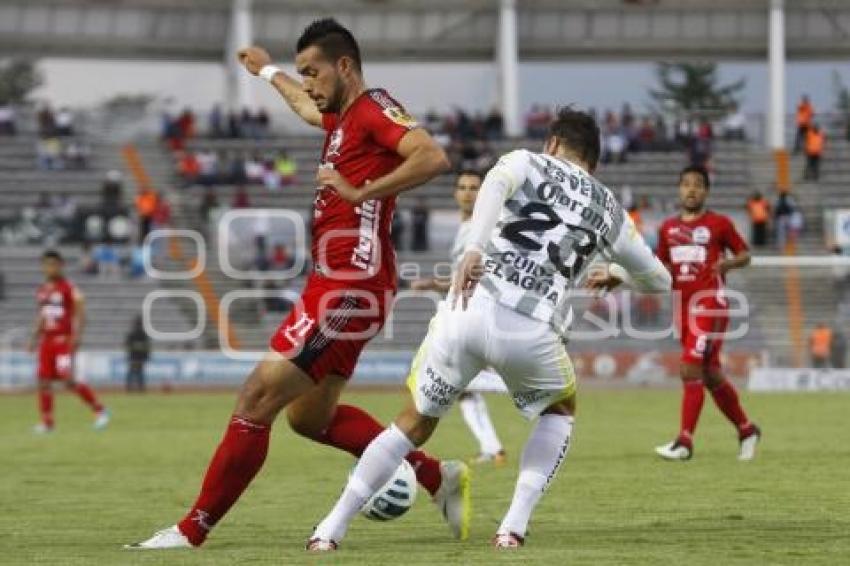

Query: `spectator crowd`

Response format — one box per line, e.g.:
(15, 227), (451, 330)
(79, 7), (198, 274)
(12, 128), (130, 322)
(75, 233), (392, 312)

(32, 105), (91, 171)
(420, 102), (750, 177)
(162, 105), (273, 150)
(176, 148), (297, 190)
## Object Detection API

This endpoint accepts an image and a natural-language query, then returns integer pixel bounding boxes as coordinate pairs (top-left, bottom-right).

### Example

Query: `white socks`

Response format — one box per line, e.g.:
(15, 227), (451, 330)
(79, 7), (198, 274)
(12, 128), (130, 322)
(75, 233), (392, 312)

(459, 392), (504, 455)
(498, 413), (574, 538)
(314, 412), (572, 544)
(313, 424), (414, 542)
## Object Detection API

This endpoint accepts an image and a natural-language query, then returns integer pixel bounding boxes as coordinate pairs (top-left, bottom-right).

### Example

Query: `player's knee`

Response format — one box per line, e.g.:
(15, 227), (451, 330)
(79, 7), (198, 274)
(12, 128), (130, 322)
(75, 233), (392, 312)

(543, 395), (575, 416)
(236, 376), (263, 409)
(285, 409), (327, 440)
(680, 363), (703, 382)
(395, 406), (437, 447)
(235, 373), (287, 422)
(701, 372), (723, 390)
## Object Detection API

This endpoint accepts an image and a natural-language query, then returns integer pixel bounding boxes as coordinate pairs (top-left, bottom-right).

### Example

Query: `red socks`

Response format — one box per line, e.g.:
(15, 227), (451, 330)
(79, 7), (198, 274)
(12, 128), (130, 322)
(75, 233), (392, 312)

(38, 388), (54, 429)
(709, 379), (753, 437)
(177, 405), (445, 546)
(678, 381), (705, 447)
(317, 404), (383, 456)
(405, 451), (443, 496)
(178, 416), (270, 546)
(319, 404), (442, 496)
(72, 383), (103, 413)
(679, 378), (754, 447)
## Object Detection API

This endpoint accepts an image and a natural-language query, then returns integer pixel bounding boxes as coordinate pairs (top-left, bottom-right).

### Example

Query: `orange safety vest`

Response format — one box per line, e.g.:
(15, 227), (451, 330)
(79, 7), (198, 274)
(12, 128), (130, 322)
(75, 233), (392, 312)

(136, 191), (158, 217)
(748, 199), (769, 223)
(628, 208), (643, 232)
(811, 328), (832, 357)
(805, 130), (824, 156)
(796, 103), (813, 127)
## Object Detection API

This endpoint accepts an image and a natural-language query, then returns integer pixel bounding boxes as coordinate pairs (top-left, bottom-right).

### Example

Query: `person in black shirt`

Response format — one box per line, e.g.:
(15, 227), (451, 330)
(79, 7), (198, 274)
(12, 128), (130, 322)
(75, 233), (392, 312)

(410, 196), (430, 252)
(125, 315), (151, 392)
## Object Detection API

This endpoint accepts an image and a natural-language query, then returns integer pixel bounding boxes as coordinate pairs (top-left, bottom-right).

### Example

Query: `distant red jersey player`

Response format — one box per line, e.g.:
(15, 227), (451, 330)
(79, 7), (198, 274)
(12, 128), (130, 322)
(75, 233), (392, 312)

(129, 19), (471, 551)
(30, 250), (109, 433)
(654, 166), (760, 461)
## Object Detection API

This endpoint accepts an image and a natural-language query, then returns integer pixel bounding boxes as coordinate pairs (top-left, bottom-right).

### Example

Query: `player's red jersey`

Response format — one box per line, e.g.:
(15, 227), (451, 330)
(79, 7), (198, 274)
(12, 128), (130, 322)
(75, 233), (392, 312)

(313, 88), (418, 290)
(35, 277), (77, 339)
(656, 210), (748, 302)
(269, 88), (418, 381)
(656, 211), (748, 369)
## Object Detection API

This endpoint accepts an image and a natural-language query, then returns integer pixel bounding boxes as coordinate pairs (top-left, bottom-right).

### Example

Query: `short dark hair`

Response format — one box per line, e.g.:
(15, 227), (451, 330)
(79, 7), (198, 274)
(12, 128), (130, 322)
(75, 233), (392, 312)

(456, 169), (483, 183)
(296, 18), (362, 72)
(548, 107), (601, 170)
(42, 249), (64, 262)
(679, 165), (711, 190)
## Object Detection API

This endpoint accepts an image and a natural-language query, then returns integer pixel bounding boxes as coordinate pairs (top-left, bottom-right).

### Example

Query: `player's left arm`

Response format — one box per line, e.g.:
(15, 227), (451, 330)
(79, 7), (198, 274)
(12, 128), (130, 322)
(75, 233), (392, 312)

(587, 215), (672, 294)
(715, 219), (751, 276)
(71, 287), (86, 351)
(317, 128), (450, 205)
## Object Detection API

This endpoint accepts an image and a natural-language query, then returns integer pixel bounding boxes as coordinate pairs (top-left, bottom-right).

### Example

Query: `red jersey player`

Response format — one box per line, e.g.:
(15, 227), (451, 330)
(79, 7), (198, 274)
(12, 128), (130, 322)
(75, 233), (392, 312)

(129, 19), (470, 550)
(654, 166), (760, 461)
(30, 250), (109, 432)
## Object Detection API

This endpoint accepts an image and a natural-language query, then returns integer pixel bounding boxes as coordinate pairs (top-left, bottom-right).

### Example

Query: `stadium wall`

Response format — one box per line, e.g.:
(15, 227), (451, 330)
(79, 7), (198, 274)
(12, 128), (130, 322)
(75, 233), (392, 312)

(0, 349), (762, 391)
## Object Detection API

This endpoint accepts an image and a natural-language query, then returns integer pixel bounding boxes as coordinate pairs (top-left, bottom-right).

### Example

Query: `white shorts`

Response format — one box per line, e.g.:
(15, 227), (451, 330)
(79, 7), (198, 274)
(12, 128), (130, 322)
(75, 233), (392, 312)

(466, 369), (508, 393)
(406, 292), (576, 419)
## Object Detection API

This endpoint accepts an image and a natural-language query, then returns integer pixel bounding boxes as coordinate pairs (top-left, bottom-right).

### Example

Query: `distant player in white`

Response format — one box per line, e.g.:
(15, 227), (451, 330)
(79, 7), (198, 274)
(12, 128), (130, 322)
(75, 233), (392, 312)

(411, 170), (507, 465)
(308, 108), (671, 551)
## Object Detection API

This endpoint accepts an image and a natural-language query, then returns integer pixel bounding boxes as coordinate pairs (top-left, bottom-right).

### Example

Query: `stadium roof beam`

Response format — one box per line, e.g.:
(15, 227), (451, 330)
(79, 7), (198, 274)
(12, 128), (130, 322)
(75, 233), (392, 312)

(1, 1), (850, 61)
(226, 0), (255, 111)
(768, 0), (786, 151)
(498, 0), (520, 137)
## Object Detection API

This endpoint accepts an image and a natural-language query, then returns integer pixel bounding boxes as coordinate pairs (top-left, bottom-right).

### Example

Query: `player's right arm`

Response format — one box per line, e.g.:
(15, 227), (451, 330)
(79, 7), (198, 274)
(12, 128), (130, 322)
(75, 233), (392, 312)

(28, 310), (43, 352)
(411, 277), (452, 293)
(587, 216), (671, 294)
(238, 46), (322, 128)
(451, 151), (526, 309)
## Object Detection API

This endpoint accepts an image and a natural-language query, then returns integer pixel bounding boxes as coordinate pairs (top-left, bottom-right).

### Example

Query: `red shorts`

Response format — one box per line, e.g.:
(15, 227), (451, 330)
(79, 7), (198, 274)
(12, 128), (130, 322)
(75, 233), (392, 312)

(269, 275), (393, 382)
(37, 335), (75, 381)
(678, 298), (729, 370)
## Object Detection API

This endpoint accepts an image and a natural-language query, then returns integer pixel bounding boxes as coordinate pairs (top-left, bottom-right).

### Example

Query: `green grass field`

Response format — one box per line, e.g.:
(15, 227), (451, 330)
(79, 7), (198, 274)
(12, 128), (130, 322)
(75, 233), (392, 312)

(1, 388), (849, 565)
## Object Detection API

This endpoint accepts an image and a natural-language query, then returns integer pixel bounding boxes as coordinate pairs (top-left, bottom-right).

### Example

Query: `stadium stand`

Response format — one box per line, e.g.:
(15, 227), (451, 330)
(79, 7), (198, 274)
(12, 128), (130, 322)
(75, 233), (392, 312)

(156, 127), (775, 357)
(1, 104), (842, 366)
(0, 245), (193, 350)
(0, 128), (197, 352)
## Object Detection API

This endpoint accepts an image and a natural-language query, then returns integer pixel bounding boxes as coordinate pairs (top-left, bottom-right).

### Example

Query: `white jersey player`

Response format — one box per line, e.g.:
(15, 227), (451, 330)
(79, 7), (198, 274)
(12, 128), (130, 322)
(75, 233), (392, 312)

(308, 108), (671, 551)
(412, 171), (506, 465)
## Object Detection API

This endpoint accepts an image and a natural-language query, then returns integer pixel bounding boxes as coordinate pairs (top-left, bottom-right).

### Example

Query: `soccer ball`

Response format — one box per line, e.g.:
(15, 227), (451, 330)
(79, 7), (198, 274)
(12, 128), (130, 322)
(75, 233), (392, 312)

(356, 460), (418, 521)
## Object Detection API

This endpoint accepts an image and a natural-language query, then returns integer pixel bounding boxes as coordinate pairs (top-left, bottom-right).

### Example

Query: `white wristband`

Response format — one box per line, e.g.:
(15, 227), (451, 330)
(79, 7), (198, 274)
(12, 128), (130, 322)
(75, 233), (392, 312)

(259, 65), (281, 82)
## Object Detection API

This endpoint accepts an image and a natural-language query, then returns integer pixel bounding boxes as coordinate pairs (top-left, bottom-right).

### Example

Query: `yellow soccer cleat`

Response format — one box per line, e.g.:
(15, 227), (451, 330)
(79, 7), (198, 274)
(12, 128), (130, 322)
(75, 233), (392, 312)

(433, 460), (471, 540)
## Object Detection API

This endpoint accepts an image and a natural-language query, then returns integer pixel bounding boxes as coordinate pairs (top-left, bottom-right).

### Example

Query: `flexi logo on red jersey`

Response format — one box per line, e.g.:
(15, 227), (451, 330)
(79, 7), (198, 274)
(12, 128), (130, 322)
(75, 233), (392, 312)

(351, 199), (380, 272)
(326, 128), (343, 160)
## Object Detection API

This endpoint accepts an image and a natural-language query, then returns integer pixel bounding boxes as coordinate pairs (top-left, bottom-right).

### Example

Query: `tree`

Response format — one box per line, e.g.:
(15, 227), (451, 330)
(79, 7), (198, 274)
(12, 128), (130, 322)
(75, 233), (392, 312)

(649, 62), (744, 118)
(0, 58), (43, 105)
